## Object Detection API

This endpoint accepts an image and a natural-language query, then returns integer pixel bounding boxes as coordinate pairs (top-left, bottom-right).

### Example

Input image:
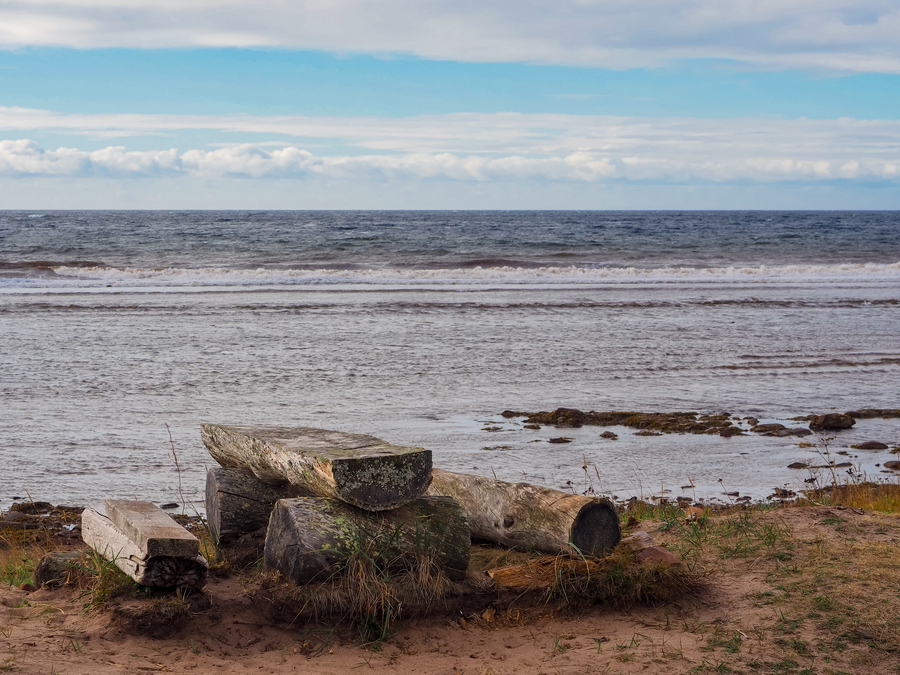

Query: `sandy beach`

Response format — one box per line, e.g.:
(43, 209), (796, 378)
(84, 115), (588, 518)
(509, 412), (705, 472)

(3, 501), (899, 675)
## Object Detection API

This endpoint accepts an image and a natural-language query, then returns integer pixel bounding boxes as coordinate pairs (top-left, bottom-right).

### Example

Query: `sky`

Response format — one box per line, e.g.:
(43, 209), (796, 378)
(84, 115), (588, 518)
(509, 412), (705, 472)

(1, 0), (899, 209)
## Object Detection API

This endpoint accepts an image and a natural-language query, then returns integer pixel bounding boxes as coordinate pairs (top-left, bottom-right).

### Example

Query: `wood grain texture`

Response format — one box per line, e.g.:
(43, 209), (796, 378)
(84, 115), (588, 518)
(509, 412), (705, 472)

(201, 424), (432, 511)
(81, 508), (207, 590)
(427, 469), (621, 557)
(264, 496), (470, 584)
(205, 466), (305, 543)
(105, 500), (199, 558)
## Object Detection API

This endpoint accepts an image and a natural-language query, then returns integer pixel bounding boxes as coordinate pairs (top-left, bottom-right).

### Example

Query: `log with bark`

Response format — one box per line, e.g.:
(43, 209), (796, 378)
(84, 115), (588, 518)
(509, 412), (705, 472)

(81, 505), (208, 590)
(205, 466), (306, 544)
(427, 469), (621, 558)
(264, 496), (470, 584)
(201, 424), (432, 511)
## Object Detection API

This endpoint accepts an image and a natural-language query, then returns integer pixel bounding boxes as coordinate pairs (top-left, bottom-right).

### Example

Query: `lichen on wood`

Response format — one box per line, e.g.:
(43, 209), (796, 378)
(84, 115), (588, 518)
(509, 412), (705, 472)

(201, 424), (432, 511)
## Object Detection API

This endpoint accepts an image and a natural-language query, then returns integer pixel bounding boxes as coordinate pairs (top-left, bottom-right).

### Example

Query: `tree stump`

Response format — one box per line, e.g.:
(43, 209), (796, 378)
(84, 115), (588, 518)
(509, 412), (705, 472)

(427, 469), (621, 557)
(205, 466), (305, 544)
(201, 424), (432, 511)
(264, 496), (470, 584)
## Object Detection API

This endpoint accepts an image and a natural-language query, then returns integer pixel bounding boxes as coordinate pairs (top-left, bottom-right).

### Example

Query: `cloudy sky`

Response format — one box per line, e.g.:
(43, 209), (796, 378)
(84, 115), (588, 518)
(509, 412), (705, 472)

(1, 0), (899, 208)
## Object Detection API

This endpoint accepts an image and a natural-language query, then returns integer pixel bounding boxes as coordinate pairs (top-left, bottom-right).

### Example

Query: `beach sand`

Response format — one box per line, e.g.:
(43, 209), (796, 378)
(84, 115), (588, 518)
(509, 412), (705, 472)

(3, 505), (899, 674)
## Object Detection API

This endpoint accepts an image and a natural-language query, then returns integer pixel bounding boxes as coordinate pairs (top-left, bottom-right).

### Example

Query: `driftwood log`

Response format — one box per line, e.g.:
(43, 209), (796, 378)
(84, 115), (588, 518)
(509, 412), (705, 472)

(201, 424), (432, 511)
(105, 500), (199, 557)
(427, 469), (621, 557)
(264, 496), (470, 584)
(81, 506), (208, 590)
(205, 466), (305, 543)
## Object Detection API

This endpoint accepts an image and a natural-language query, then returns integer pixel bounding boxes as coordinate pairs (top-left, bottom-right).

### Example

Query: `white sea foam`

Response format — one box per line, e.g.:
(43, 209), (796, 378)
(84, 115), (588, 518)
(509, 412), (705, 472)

(2, 261), (899, 290)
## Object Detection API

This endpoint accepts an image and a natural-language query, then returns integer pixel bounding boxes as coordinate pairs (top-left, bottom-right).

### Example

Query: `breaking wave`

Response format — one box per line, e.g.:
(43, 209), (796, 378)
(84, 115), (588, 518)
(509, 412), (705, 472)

(2, 261), (900, 290)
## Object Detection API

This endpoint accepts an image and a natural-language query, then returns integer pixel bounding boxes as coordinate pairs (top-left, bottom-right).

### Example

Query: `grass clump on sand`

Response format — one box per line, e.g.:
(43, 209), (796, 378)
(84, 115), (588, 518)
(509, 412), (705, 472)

(252, 527), (458, 646)
(800, 481), (900, 513)
(0, 538), (40, 587)
(489, 544), (708, 609)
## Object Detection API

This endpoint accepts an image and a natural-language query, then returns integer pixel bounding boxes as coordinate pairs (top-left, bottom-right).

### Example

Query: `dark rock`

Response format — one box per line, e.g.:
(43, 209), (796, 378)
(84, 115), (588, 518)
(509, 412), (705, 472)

(768, 427), (813, 437)
(599, 431), (618, 439)
(773, 487), (796, 498)
(846, 408), (900, 419)
(552, 408), (587, 428)
(751, 423), (785, 434)
(746, 417), (759, 426)
(548, 437), (572, 444)
(0, 521), (40, 530)
(634, 430), (662, 437)
(520, 409), (740, 435)
(787, 462), (809, 469)
(34, 551), (81, 587)
(809, 413), (855, 432)
(159, 503), (179, 510)
(9, 502), (52, 514)
(853, 441), (889, 450)
(719, 426), (740, 437)
(523, 424), (541, 430)
(884, 461), (900, 471)
(500, 410), (522, 418)
(4, 511), (25, 521)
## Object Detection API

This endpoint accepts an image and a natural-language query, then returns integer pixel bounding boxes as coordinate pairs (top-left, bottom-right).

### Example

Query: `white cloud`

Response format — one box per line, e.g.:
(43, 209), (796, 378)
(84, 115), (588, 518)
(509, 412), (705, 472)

(2, 107), (900, 171)
(2, 111), (899, 184)
(0, 1), (899, 72)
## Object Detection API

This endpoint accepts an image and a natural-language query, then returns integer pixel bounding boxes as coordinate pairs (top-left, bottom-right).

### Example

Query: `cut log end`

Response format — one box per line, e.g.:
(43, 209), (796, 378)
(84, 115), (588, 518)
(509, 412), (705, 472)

(201, 424), (433, 511)
(571, 500), (621, 558)
(332, 451), (433, 511)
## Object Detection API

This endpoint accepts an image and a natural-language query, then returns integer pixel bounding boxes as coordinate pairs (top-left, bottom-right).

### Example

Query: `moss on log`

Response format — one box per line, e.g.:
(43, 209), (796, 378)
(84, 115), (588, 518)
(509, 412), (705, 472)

(201, 424), (432, 512)
(264, 496), (470, 584)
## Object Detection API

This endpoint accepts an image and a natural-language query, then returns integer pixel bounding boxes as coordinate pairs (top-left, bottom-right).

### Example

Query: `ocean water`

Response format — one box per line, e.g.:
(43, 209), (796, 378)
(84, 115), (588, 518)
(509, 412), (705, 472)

(2, 210), (899, 511)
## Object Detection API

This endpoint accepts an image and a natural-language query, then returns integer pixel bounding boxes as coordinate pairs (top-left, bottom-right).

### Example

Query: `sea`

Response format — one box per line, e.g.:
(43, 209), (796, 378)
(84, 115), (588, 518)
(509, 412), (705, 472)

(2, 210), (899, 512)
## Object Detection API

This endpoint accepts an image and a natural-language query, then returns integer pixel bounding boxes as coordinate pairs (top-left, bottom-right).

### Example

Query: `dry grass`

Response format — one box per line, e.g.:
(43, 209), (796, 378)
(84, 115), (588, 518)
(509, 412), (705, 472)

(253, 544), (459, 644)
(800, 481), (900, 513)
(0, 530), (60, 587)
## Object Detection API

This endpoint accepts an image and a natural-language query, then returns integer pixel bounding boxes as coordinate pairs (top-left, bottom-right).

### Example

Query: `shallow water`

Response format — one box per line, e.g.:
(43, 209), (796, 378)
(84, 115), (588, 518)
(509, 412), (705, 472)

(2, 211), (899, 511)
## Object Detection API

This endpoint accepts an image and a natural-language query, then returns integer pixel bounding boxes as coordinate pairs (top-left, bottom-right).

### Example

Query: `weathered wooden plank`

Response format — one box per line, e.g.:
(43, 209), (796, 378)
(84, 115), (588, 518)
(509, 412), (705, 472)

(205, 466), (305, 543)
(427, 469), (621, 558)
(81, 508), (208, 590)
(105, 500), (199, 558)
(201, 424), (432, 511)
(264, 496), (470, 584)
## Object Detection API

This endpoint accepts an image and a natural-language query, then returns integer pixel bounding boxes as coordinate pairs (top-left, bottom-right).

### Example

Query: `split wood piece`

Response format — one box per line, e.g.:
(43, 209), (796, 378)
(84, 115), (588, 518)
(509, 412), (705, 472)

(201, 424), (432, 511)
(488, 557), (599, 590)
(205, 466), (306, 544)
(81, 508), (208, 590)
(264, 496), (470, 585)
(427, 468), (621, 557)
(105, 499), (199, 558)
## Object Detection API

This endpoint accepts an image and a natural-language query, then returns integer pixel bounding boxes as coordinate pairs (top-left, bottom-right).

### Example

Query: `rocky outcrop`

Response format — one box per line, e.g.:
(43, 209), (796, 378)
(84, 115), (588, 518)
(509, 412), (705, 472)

(507, 409), (742, 435)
